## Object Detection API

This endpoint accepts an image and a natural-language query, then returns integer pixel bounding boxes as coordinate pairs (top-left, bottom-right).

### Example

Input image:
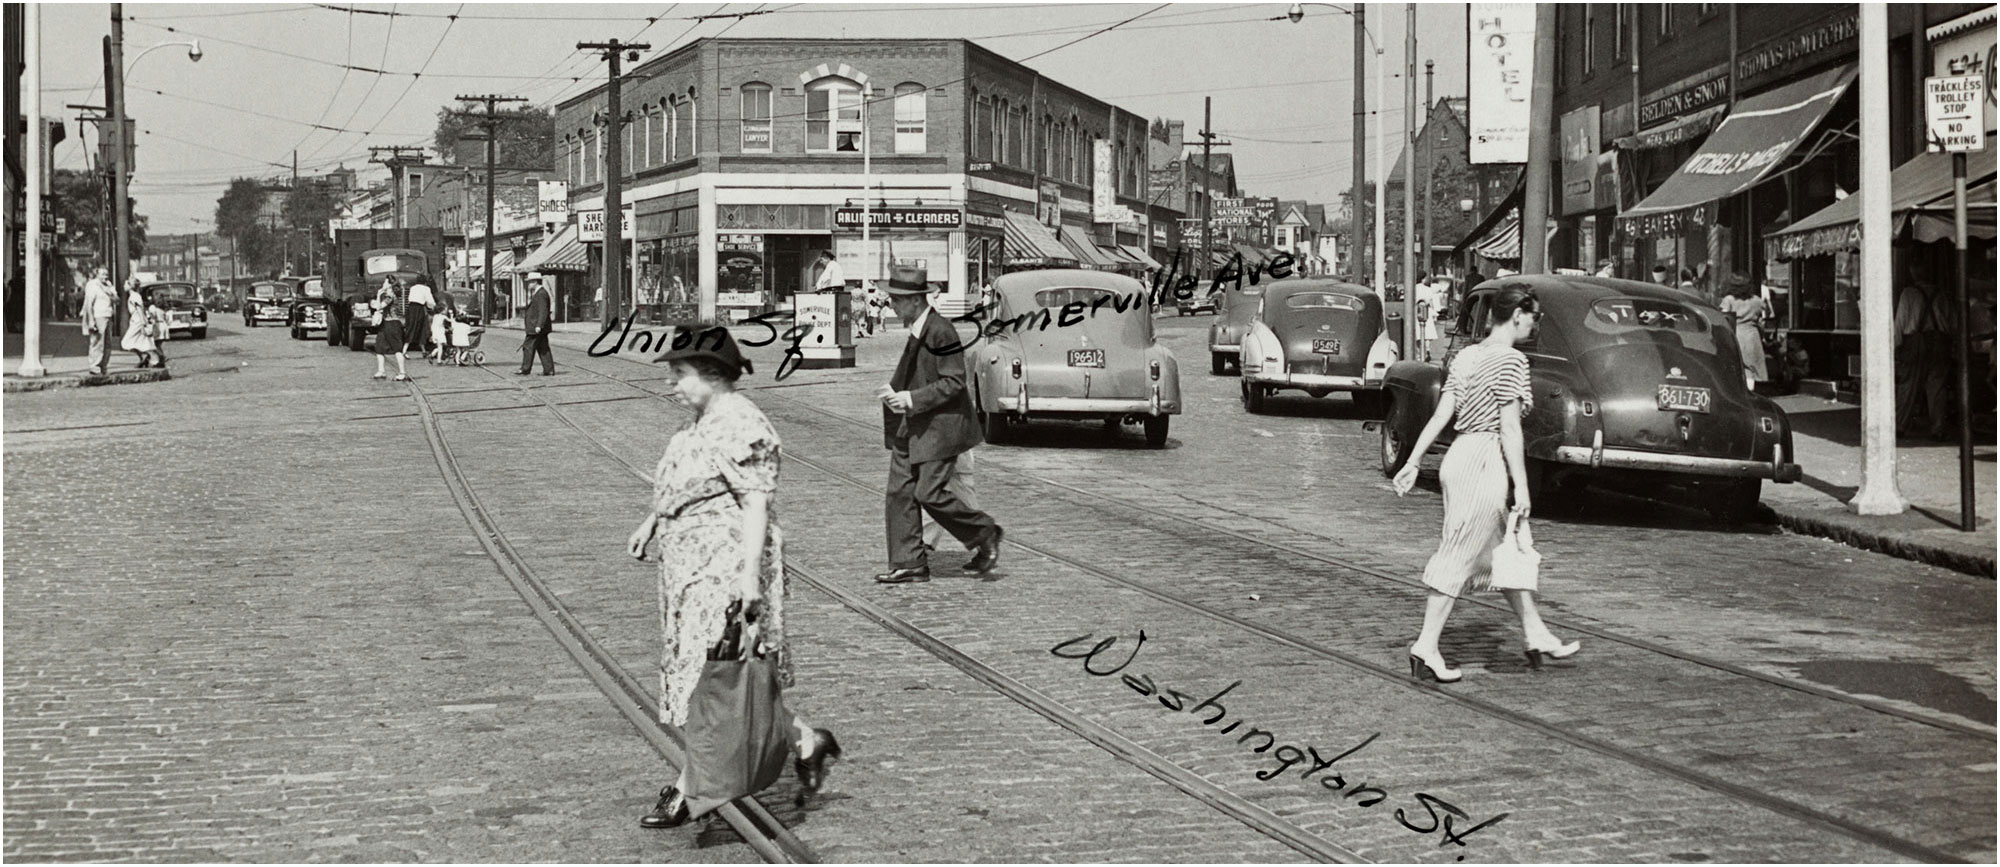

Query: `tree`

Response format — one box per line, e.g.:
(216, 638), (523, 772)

(48, 168), (148, 262)
(433, 104), (556, 169)
(214, 177), (267, 241)
(282, 180), (339, 230)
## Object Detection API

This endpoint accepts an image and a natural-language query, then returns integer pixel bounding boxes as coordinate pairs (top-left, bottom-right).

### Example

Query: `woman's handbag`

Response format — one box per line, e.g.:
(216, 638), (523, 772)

(680, 600), (795, 818)
(1488, 511), (1541, 592)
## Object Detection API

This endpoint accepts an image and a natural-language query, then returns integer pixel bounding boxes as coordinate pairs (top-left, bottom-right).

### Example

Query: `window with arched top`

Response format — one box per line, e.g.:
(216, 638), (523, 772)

(807, 77), (864, 152)
(996, 98), (1010, 164)
(1043, 115), (1055, 176)
(741, 83), (774, 153)
(893, 82), (926, 153)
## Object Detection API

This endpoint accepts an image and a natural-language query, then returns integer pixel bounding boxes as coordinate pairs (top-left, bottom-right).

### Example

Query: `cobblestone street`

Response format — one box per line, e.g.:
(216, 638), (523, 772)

(6, 319), (1991, 862)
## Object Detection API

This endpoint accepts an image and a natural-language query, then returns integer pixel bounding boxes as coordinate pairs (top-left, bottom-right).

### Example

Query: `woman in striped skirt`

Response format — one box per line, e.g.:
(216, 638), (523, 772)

(1393, 286), (1578, 683)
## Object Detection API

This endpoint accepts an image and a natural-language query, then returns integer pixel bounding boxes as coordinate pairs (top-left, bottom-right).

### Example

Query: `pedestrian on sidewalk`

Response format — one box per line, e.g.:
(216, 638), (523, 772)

(81, 267), (118, 375)
(372, 277), (410, 382)
(874, 268), (1003, 584)
(1895, 271), (1957, 440)
(518, 277), (555, 376)
(1393, 285), (1578, 683)
(1718, 274), (1769, 388)
(628, 326), (841, 830)
(121, 279), (157, 369)
(405, 277), (436, 356)
(812, 250), (844, 294)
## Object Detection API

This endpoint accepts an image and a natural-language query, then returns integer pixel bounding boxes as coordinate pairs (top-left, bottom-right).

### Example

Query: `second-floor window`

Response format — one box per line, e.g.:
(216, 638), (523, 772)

(1582, 5), (1596, 77)
(1614, 3), (1627, 61)
(1658, 4), (1675, 40)
(807, 78), (863, 152)
(741, 83), (773, 153)
(973, 95), (992, 160)
(894, 83), (927, 153)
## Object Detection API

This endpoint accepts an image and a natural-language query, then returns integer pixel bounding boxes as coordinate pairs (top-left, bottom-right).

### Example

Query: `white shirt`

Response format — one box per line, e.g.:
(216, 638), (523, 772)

(83, 277), (118, 319)
(905, 303), (931, 341)
(815, 259), (845, 291)
(407, 282), (436, 307)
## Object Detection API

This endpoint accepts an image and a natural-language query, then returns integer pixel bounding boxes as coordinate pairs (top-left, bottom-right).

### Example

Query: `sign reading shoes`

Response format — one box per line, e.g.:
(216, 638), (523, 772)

(832, 208), (963, 230)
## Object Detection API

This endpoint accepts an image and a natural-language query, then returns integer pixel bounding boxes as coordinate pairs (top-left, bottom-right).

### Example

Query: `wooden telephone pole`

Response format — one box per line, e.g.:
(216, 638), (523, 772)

(454, 94), (527, 325)
(1196, 97), (1232, 280)
(577, 39), (649, 330)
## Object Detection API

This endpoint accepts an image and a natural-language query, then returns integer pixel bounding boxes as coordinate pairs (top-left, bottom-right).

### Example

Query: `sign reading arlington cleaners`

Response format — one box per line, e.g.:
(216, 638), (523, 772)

(833, 208), (964, 230)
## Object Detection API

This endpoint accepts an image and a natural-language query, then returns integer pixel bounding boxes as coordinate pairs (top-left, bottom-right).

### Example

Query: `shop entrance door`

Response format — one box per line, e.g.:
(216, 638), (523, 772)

(767, 235), (833, 306)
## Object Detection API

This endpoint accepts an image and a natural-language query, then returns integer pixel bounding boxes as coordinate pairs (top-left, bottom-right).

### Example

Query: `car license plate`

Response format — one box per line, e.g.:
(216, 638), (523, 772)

(1068, 349), (1105, 368)
(1657, 384), (1711, 413)
(1311, 338), (1342, 355)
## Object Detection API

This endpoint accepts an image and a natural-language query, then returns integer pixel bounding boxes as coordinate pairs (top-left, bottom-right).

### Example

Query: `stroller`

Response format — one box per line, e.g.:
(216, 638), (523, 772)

(428, 313), (487, 366)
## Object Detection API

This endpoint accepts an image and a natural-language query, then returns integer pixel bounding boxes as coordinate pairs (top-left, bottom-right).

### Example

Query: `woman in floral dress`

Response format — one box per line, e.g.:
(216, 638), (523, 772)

(626, 326), (840, 830)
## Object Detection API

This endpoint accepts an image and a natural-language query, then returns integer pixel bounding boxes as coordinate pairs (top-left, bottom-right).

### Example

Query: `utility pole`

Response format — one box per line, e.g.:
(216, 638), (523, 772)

(1195, 98), (1230, 282)
(368, 146), (425, 229)
(21, 1), (44, 377)
(578, 39), (649, 330)
(454, 93), (527, 326)
(1402, 2), (1416, 353)
(1851, 3), (1906, 515)
(1421, 59), (1434, 280)
(1520, 2), (1557, 274)
(1350, 5), (1368, 282)
(104, 7), (132, 375)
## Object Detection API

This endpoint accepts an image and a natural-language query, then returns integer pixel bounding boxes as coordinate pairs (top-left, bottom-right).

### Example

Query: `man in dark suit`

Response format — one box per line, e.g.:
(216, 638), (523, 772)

(874, 268), (1002, 583)
(518, 276), (556, 376)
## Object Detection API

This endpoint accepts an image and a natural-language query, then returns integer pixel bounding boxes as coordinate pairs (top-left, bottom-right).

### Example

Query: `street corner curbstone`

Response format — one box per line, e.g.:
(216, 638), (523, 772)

(1768, 502), (1997, 579)
(3, 368), (173, 393)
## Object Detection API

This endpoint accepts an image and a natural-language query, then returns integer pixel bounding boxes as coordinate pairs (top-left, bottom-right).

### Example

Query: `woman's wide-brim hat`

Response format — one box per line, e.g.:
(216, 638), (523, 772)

(886, 265), (931, 296)
(652, 325), (754, 375)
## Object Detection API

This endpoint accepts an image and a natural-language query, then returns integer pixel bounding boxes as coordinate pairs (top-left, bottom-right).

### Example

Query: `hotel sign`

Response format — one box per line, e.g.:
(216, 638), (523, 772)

(833, 208), (964, 230)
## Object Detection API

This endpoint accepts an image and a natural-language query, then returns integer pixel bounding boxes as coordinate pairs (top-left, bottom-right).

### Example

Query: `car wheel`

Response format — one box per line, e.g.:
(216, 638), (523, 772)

(192, 328), (206, 340)
(1714, 478), (1765, 524)
(1143, 415), (1170, 448)
(981, 409), (1010, 444)
(1211, 352), (1228, 376)
(349, 325), (368, 351)
(1379, 398), (1413, 478)
(1351, 390), (1386, 418)
(1243, 380), (1268, 414)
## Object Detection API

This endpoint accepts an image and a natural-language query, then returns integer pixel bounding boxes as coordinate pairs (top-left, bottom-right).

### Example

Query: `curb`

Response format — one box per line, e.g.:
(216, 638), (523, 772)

(1769, 503), (1996, 579)
(4, 368), (172, 393)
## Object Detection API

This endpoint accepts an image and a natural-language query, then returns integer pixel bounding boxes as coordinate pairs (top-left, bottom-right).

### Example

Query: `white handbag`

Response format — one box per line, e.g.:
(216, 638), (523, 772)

(1488, 511), (1541, 592)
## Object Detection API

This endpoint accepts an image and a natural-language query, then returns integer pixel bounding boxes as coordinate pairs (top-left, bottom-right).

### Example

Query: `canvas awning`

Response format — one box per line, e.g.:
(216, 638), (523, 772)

(1057, 224), (1122, 270)
(1098, 244), (1147, 269)
(1453, 179), (1525, 257)
(1002, 212), (1076, 264)
(1765, 143), (1998, 259)
(1119, 244), (1162, 269)
(514, 225), (589, 273)
(1621, 65), (1855, 237)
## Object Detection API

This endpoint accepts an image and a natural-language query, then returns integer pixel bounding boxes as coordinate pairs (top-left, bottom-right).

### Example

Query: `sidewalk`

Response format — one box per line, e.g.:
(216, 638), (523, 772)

(3, 319), (170, 392)
(1763, 393), (1997, 578)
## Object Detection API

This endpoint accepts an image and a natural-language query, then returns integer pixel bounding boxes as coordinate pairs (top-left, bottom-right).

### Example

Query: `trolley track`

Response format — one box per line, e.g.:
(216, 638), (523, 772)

(520, 348), (1973, 863)
(407, 379), (818, 864)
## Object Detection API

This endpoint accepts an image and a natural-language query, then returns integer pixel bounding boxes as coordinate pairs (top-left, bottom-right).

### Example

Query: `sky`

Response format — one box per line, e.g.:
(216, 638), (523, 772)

(36, 1), (1476, 235)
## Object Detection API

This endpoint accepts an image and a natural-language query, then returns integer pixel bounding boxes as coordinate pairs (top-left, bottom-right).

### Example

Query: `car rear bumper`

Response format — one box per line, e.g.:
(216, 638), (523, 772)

(997, 389), (1178, 417)
(1210, 342), (1240, 353)
(1553, 439), (1802, 482)
(1244, 370), (1377, 391)
(249, 310), (288, 322)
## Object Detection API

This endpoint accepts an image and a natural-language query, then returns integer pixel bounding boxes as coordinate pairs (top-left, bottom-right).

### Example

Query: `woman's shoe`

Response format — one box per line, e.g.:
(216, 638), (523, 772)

(638, 785), (690, 829)
(794, 728), (843, 800)
(371, 373), (386, 380)
(1524, 638), (1581, 670)
(1407, 651), (1463, 684)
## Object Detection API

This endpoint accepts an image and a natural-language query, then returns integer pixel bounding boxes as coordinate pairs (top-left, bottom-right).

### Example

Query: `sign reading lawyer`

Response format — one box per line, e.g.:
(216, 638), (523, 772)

(1468, 3), (1535, 165)
(1927, 75), (1988, 152)
(832, 208), (964, 230)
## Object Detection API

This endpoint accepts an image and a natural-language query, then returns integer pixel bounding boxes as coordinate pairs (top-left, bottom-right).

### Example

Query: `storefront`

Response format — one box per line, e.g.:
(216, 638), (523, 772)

(1001, 210), (1075, 272)
(831, 205), (960, 301)
(514, 224), (591, 322)
(636, 194), (701, 325)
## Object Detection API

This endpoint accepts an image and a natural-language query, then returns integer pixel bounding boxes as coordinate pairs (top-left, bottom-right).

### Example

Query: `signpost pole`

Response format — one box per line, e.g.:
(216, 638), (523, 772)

(1952, 149), (1973, 531)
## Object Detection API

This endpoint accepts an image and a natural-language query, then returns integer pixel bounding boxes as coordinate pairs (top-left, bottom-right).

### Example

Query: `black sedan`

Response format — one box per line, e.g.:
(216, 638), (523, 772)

(142, 281), (209, 340)
(1377, 275), (1802, 521)
(243, 280), (296, 328)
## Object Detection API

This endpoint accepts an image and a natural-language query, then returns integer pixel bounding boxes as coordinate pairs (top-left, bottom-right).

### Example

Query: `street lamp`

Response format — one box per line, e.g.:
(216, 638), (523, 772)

(1283, 2), (1386, 296)
(126, 39), (202, 70)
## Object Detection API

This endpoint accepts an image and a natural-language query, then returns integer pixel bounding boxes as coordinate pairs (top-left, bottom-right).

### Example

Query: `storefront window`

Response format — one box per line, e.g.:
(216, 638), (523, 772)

(741, 84), (773, 153)
(639, 236), (700, 324)
(807, 78), (864, 153)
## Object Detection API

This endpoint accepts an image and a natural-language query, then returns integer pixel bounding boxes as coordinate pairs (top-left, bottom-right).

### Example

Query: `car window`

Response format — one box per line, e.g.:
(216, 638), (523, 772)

(364, 253), (425, 277)
(1283, 292), (1363, 311)
(150, 285), (196, 302)
(1579, 297), (1725, 356)
(1032, 287), (1120, 309)
(302, 279), (324, 299)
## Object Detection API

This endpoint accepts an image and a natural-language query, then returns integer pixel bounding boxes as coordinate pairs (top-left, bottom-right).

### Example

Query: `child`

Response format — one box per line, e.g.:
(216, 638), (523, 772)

(430, 302), (454, 362)
(145, 293), (170, 369)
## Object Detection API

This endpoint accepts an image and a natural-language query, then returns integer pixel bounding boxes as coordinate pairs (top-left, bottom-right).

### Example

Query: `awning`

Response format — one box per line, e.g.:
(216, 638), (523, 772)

(1119, 244), (1162, 269)
(1452, 178), (1525, 257)
(1473, 208), (1523, 260)
(1002, 212), (1076, 264)
(1621, 65), (1855, 237)
(1765, 143), (1998, 259)
(1098, 244), (1147, 269)
(514, 225), (589, 273)
(480, 248), (515, 279)
(1232, 243), (1276, 267)
(1057, 224), (1121, 270)
(1614, 104), (1727, 151)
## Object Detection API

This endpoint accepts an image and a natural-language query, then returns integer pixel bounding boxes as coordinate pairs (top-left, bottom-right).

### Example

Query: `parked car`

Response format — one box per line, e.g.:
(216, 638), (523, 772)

(1176, 289), (1220, 316)
(289, 276), (328, 340)
(202, 285), (236, 313)
(969, 269), (1182, 448)
(141, 281), (208, 340)
(1206, 281), (1270, 375)
(1237, 279), (1397, 415)
(242, 280), (296, 328)
(1378, 274), (1802, 520)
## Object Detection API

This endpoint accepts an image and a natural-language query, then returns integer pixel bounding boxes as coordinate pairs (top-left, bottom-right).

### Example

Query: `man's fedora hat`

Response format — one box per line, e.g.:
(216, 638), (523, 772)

(652, 325), (754, 375)
(886, 265), (931, 296)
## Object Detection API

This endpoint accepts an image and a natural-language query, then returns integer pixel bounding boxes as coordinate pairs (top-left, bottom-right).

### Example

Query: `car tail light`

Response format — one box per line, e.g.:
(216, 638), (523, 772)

(1010, 359), (1022, 379)
(1760, 416), (1776, 434)
(1149, 360), (1161, 381)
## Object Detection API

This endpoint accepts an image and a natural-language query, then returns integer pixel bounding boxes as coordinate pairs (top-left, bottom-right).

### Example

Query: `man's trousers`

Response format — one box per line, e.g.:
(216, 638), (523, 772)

(886, 449), (996, 569)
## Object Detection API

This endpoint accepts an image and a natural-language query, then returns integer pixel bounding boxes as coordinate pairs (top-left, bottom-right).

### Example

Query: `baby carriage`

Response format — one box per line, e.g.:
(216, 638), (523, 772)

(429, 315), (487, 366)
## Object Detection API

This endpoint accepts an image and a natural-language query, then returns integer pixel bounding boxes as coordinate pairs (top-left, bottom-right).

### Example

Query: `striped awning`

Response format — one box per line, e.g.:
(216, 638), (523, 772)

(1003, 212), (1076, 264)
(1119, 244), (1162, 269)
(515, 225), (589, 273)
(1057, 225), (1122, 270)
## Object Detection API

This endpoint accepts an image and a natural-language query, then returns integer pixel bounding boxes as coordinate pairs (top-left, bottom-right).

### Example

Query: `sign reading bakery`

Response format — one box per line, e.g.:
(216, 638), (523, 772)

(832, 208), (964, 230)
